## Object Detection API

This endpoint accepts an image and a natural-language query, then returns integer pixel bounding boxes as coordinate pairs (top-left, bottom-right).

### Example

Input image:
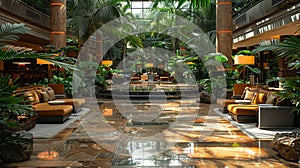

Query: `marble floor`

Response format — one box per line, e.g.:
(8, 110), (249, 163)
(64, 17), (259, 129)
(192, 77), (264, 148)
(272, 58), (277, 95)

(4, 98), (299, 168)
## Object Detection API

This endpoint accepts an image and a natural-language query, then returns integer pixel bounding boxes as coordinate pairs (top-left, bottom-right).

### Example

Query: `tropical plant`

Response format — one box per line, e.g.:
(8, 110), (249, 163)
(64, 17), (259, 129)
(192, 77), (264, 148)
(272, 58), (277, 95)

(0, 23), (35, 144)
(95, 65), (117, 89)
(0, 22), (75, 142)
(152, 0), (211, 10)
(253, 36), (300, 114)
(67, 0), (129, 46)
(0, 75), (34, 132)
(151, 0), (216, 44)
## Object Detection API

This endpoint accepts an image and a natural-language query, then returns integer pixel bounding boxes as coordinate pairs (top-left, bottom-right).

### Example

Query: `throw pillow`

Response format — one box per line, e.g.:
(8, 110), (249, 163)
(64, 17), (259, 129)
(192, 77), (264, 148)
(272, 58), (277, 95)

(265, 93), (277, 105)
(251, 92), (257, 104)
(40, 91), (50, 102)
(29, 90), (40, 104)
(43, 87), (56, 101)
(35, 89), (43, 100)
(23, 91), (34, 105)
(257, 93), (267, 104)
(241, 87), (251, 99)
(244, 90), (256, 100)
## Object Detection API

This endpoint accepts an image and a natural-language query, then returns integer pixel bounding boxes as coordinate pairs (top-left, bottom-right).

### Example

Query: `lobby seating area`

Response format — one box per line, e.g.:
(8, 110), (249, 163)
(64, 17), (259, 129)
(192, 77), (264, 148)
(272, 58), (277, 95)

(1, 0), (300, 167)
(14, 86), (85, 123)
(216, 85), (296, 131)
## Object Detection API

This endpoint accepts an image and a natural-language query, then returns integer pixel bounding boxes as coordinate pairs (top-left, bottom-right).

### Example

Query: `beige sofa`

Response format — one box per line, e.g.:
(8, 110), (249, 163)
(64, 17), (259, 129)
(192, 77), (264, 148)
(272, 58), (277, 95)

(226, 87), (292, 123)
(15, 86), (85, 123)
(217, 86), (260, 113)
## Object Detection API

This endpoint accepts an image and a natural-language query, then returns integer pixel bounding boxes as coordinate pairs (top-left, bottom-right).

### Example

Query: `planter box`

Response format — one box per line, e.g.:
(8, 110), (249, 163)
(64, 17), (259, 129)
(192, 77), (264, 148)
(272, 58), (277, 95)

(5, 116), (37, 132)
(258, 106), (294, 129)
(0, 132), (33, 163)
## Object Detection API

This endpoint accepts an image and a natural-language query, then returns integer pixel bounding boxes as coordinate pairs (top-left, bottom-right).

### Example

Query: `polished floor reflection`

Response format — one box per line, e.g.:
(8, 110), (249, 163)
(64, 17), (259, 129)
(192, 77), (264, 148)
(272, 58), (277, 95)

(4, 98), (299, 167)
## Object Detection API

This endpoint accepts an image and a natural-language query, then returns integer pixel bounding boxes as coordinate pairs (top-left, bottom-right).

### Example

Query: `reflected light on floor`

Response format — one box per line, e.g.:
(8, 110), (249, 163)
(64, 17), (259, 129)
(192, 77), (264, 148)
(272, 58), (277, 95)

(37, 150), (59, 160)
(186, 147), (269, 159)
(103, 108), (113, 116)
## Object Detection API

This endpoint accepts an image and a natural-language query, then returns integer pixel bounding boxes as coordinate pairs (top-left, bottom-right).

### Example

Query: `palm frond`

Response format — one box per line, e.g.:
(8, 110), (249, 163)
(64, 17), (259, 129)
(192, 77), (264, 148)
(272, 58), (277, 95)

(0, 49), (76, 72)
(254, 36), (300, 70)
(0, 23), (30, 45)
(126, 35), (144, 49)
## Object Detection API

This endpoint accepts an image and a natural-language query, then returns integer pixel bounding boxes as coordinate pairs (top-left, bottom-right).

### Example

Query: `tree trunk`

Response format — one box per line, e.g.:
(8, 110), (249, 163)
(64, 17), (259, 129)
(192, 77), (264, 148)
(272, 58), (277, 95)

(216, 0), (233, 67)
(50, 0), (66, 50)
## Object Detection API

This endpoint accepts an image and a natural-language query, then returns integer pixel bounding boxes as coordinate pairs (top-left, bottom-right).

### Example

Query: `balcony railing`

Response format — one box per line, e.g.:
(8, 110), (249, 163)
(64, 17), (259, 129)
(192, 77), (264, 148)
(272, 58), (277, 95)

(233, 0), (263, 18)
(19, 0), (50, 15)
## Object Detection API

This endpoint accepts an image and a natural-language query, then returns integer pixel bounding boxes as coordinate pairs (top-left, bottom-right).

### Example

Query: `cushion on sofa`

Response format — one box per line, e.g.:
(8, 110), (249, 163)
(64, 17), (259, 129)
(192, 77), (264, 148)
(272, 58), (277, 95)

(265, 92), (277, 105)
(24, 90), (40, 105)
(230, 105), (259, 115)
(36, 90), (50, 102)
(33, 103), (73, 116)
(42, 87), (56, 101)
(227, 103), (258, 112)
(251, 92), (267, 104)
(61, 98), (86, 108)
(244, 90), (257, 100)
(251, 92), (258, 104)
(241, 87), (260, 99)
(257, 93), (267, 104)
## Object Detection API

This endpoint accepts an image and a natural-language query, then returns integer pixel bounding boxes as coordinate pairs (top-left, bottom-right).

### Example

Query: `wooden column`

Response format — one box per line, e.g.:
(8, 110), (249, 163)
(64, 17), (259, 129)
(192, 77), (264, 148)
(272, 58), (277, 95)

(96, 32), (103, 63)
(50, 0), (66, 50)
(216, 0), (233, 66)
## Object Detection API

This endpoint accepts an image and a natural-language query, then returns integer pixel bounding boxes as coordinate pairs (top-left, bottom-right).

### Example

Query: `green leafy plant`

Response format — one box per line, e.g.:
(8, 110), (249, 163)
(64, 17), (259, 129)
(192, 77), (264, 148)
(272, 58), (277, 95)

(254, 36), (300, 114)
(95, 65), (120, 89)
(50, 74), (73, 97)
(0, 23), (36, 141)
(276, 77), (300, 114)
(0, 22), (76, 145)
(0, 75), (35, 143)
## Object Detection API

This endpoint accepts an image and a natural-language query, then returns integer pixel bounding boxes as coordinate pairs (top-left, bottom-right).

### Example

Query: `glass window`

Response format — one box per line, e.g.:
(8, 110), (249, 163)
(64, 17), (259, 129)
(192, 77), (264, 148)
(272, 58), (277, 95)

(131, 2), (143, 8)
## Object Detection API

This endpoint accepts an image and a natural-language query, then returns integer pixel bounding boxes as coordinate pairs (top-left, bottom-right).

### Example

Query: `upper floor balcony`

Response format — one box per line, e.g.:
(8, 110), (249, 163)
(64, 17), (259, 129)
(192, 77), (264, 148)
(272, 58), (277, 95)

(0, 0), (50, 50)
(232, 0), (300, 49)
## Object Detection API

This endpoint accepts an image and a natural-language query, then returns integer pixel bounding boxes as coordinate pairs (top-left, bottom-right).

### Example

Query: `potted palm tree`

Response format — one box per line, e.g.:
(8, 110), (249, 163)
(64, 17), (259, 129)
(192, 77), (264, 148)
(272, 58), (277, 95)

(0, 22), (76, 164)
